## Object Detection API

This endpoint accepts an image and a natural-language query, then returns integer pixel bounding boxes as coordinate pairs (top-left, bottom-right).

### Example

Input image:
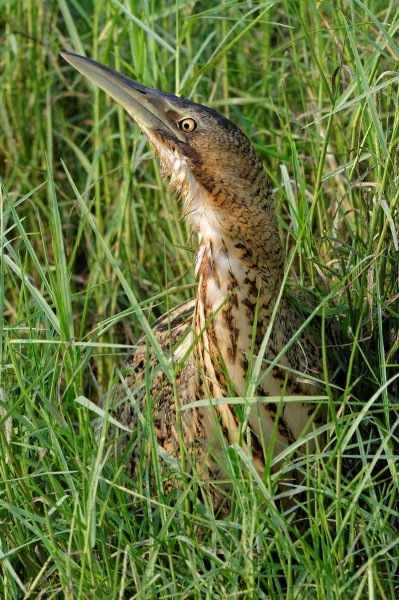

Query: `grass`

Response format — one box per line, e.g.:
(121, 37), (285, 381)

(1, 0), (399, 597)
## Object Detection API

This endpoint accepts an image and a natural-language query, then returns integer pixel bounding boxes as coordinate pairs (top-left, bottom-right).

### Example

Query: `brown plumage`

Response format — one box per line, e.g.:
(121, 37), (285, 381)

(62, 53), (326, 505)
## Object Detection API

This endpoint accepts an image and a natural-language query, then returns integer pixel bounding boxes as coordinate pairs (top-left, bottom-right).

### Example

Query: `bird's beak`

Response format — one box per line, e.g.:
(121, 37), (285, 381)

(60, 52), (186, 142)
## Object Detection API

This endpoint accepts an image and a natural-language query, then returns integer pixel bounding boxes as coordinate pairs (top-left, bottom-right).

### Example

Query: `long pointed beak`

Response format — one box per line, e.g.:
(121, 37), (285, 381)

(61, 52), (186, 142)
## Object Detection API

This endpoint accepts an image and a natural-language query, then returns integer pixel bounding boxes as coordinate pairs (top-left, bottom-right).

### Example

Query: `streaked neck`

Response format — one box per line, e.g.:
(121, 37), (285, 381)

(193, 233), (282, 398)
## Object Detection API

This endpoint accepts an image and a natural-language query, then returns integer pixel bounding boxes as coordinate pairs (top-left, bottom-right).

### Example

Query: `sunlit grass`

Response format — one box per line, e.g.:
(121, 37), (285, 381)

(1, 0), (399, 597)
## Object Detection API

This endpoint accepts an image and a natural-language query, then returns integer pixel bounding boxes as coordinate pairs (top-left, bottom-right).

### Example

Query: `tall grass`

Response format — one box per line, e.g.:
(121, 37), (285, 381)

(1, 0), (399, 597)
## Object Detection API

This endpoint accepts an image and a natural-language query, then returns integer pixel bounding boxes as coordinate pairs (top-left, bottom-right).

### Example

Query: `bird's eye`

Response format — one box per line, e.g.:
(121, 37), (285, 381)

(178, 117), (197, 133)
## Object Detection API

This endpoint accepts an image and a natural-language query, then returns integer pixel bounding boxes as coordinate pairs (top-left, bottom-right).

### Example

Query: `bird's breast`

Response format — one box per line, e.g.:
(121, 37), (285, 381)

(194, 237), (278, 398)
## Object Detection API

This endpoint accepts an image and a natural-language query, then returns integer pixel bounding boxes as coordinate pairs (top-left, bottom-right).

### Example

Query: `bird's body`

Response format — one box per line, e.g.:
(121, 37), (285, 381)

(62, 53), (325, 502)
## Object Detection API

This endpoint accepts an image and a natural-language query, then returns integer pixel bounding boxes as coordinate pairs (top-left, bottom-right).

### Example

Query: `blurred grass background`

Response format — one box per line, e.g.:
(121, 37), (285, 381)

(1, 0), (399, 597)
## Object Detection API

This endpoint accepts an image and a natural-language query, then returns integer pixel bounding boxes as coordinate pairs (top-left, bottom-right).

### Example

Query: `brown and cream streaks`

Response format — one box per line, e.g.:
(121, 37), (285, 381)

(62, 52), (326, 504)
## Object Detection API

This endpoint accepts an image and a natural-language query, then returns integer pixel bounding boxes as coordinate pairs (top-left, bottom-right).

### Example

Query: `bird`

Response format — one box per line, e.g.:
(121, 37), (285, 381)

(62, 52), (326, 507)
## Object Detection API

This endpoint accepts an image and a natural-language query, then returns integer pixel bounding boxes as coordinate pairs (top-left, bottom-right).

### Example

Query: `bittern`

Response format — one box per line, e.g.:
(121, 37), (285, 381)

(62, 52), (325, 503)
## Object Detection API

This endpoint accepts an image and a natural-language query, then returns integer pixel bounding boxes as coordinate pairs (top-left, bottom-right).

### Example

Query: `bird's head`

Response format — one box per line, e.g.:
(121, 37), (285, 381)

(61, 53), (278, 257)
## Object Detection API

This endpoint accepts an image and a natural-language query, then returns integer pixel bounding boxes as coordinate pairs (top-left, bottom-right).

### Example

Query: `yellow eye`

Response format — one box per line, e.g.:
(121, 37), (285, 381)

(178, 117), (197, 133)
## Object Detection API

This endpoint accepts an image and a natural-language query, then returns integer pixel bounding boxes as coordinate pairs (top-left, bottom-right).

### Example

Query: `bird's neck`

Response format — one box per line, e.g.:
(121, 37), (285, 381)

(193, 232), (284, 398)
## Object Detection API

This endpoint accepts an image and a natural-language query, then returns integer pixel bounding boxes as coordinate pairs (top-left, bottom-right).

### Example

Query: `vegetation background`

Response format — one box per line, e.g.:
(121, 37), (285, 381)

(1, 0), (398, 597)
